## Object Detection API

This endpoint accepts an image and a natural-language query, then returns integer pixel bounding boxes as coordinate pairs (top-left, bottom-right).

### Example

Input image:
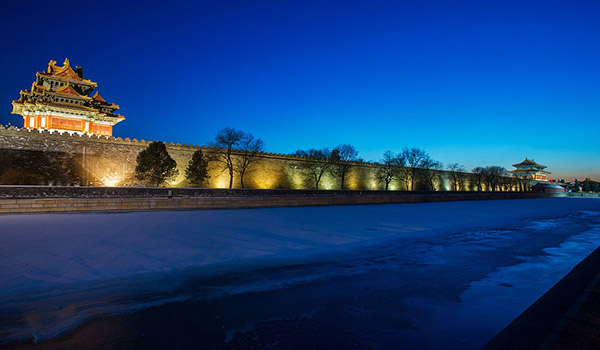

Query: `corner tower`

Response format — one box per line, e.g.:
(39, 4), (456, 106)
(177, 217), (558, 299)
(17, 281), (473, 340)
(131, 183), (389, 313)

(509, 158), (550, 181)
(11, 58), (124, 136)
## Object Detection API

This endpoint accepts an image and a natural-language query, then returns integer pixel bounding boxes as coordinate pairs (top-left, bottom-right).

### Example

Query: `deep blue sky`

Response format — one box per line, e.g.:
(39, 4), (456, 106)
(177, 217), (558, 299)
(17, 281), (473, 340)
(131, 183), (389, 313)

(1, 0), (598, 180)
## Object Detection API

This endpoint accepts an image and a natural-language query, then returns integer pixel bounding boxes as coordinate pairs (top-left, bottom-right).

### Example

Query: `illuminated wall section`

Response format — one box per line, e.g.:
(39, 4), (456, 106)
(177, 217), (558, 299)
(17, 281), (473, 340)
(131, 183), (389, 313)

(0, 127), (529, 191)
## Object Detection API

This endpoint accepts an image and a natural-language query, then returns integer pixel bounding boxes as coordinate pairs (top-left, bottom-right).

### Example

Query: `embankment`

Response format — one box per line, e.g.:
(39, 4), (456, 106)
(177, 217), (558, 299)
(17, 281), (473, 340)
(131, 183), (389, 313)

(0, 186), (561, 214)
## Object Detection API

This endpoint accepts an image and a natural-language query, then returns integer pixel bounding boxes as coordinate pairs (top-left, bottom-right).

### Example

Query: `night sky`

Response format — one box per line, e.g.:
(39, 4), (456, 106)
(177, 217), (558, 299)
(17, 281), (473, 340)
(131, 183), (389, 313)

(1, 0), (598, 180)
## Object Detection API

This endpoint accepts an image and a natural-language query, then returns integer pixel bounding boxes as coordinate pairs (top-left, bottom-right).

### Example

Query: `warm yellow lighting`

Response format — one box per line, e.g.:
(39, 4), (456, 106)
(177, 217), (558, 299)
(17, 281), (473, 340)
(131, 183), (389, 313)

(347, 176), (359, 190)
(291, 172), (304, 189)
(369, 180), (379, 190)
(321, 177), (335, 190)
(253, 169), (280, 189)
(214, 175), (229, 188)
(100, 172), (122, 187)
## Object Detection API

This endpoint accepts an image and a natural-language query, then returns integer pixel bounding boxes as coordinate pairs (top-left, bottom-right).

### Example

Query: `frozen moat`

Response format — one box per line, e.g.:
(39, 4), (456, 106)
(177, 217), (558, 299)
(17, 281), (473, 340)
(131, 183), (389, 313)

(1, 198), (599, 349)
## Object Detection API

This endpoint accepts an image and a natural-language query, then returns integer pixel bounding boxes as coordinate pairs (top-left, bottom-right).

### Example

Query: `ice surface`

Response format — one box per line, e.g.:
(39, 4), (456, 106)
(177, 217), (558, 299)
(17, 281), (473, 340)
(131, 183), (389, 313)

(1, 198), (599, 346)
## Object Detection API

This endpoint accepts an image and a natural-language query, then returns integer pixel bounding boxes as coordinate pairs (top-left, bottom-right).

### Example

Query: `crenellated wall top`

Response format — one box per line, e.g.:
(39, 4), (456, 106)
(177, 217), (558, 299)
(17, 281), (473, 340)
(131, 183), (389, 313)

(0, 125), (312, 160)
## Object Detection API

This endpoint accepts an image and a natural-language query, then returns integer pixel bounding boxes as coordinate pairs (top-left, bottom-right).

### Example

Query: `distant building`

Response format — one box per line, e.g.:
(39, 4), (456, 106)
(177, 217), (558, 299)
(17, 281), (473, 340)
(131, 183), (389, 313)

(509, 158), (550, 181)
(11, 58), (124, 136)
(532, 183), (566, 193)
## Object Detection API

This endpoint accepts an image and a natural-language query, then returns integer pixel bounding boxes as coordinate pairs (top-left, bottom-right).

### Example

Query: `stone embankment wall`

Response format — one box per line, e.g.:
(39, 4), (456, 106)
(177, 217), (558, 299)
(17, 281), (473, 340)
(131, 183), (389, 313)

(567, 192), (600, 198)
(0, 186), (558, 214)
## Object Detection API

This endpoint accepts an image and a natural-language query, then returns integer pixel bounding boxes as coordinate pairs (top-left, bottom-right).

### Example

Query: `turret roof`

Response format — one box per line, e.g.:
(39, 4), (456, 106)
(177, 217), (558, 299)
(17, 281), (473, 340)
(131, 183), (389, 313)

(37, 58), (98, 86)
(512, 158), (547, 168)
(12, 59), (125, 128)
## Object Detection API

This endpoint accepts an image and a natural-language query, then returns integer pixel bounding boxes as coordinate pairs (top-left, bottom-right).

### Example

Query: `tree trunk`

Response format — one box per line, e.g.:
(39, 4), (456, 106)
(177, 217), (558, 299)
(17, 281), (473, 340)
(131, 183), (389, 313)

(228, 169), (233, 188)
(385, 181), (389, 191)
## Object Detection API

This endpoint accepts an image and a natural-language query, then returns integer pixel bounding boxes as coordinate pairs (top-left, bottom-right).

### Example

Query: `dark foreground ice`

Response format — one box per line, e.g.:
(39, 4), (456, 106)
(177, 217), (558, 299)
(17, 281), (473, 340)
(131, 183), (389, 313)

(1, 198), (599, 349)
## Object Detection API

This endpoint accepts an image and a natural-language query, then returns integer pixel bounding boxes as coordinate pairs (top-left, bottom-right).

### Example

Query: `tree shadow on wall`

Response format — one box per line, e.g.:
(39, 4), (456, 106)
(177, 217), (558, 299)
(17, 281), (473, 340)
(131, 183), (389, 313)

(0, 149), (83, 185)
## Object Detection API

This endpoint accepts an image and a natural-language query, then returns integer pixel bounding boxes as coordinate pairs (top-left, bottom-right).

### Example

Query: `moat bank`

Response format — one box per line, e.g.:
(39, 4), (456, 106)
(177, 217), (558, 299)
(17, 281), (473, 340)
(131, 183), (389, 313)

(0, 186), (560, 214)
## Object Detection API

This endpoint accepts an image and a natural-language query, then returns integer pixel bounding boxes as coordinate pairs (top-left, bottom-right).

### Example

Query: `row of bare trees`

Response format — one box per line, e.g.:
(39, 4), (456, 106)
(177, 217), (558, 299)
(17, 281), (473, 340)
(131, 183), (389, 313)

(447, 164), (522, 191)
(292, 144), (361, 189)
(208, 127), (265, 188)
(376, 148), (443, 191)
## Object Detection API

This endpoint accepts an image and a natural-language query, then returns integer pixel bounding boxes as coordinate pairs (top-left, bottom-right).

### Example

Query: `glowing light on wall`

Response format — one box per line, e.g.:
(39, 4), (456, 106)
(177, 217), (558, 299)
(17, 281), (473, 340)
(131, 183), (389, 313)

(250, 166), (279, 189)
(369, 180), (379, 190)
(321, 176), (335, 190)
(100, 172), (122, 187)
(255, 174), (277, 189)
(347, 175), (359, 190)
(291, 172), (304, 189)
(214, 175), (229, 188)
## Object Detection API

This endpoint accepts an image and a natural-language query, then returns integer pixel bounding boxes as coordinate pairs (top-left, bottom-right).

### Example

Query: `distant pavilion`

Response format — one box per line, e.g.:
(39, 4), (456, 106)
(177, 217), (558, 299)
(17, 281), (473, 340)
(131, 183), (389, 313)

(11, 58), (124, 137)
(509, 158), (550, 181)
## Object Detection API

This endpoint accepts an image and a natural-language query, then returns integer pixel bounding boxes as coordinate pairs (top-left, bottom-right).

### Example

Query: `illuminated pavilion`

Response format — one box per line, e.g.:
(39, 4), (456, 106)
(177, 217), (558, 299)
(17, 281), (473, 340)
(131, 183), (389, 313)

(11, 58), (124, 136)
(509, 158), (550, 181)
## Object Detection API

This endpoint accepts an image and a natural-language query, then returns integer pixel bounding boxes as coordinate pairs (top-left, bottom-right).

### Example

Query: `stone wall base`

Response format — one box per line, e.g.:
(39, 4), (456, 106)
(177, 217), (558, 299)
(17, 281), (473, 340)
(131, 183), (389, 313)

(0, 191), (560, 214)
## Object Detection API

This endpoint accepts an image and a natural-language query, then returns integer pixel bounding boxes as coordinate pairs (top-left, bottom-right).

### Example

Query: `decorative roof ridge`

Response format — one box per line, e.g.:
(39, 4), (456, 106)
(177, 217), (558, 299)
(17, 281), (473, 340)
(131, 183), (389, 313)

(512, 157), (546, 168)
(44, 58), (98, 85)
(55, 82), (84, 97)
(51, 58), (78, 78)
(92, 91), (106, 102)
(45, 89), (92, 100)
(36, 71), (98, 86)
(31, 82), (49, 92)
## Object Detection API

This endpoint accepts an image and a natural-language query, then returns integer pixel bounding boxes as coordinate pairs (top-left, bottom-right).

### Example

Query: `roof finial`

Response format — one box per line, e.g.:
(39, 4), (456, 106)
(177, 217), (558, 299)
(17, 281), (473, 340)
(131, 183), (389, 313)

(63, 58), (70, 67)
(47, 60), (57, 73)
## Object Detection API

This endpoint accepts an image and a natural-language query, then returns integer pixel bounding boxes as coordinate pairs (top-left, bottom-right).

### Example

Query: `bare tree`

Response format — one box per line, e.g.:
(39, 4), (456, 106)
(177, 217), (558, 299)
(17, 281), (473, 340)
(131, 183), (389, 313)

(482, 166), (508, 191)
(447, 163), (468, 191)
(418, 158), (444, 190)
(399, 147), (429, 191)
(518, 178), (529, 192)
(376, 151), (401, 191)
(294, 148), (334, 189)
(209, 127), (244, 188)
(330, 144), (359, 189)
(501, 174), (516, 191)
(235, 134), (265, 188)
(471, 167), (486, 191)
(210, 128), (265, 188)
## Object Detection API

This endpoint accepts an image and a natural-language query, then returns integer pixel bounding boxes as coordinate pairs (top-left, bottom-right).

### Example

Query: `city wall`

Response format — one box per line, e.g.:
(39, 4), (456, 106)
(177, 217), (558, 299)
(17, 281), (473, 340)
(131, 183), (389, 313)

(0, 126), (448, 191)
